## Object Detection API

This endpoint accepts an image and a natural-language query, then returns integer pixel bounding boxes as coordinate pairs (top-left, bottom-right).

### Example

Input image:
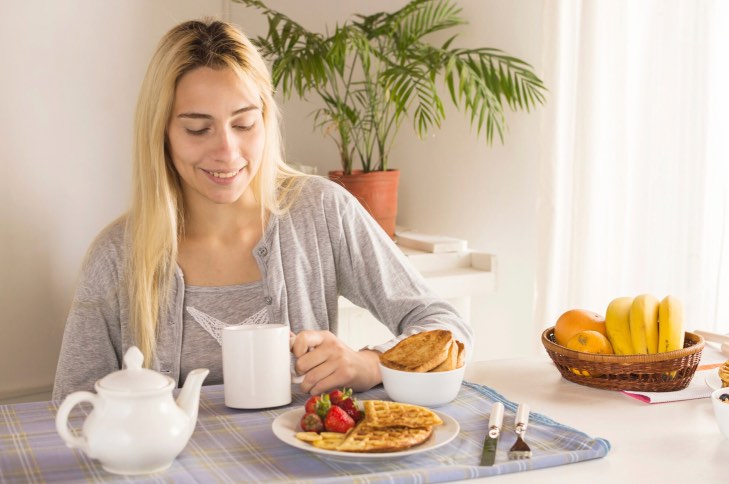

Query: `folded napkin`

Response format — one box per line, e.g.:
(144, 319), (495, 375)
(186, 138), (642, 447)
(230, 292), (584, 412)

(622, 366), (719, 404)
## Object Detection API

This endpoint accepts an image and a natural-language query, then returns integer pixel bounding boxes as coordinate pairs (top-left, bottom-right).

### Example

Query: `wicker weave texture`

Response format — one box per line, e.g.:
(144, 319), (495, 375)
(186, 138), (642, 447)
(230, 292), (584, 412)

(542, 328), (705, 392)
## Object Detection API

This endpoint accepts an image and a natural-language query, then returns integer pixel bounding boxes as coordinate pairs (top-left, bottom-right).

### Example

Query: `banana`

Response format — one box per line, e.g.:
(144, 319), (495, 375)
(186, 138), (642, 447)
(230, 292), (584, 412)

(658, 295), (685, 353)
(629, 294), (660, 354)
(605, 297), (635, 355)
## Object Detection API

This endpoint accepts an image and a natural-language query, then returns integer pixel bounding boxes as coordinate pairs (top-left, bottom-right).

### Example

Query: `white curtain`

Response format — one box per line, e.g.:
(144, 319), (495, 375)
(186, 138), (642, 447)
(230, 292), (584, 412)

(535, 0), (729, 333)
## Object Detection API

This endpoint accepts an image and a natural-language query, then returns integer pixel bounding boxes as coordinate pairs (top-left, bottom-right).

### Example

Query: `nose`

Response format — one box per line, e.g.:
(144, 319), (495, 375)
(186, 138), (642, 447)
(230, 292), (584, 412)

(211, 126), (239, 163)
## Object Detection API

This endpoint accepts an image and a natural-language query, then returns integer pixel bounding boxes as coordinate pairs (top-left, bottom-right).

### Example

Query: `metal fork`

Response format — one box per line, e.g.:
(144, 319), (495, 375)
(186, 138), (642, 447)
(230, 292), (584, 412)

(508, 403), (532, 460)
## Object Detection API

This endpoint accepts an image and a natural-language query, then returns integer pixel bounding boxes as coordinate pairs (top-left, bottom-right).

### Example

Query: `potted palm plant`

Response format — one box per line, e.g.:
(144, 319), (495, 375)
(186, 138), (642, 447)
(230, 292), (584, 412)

(234, 0), (547, 237)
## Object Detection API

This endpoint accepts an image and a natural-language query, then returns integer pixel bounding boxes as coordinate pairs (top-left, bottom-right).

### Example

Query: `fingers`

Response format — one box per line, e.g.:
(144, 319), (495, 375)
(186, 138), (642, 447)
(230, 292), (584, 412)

(290, 330), (332, 392)
(300, 359), (345, 395)
(307, 374), (351, 396)
(292, 331), (349, 393)
(289, 331), (382, 395)
(294, 331), (337, 380)
(301, 354), (360, 395)
(295, 343), (330, 377)
(291, 330), (328, 357)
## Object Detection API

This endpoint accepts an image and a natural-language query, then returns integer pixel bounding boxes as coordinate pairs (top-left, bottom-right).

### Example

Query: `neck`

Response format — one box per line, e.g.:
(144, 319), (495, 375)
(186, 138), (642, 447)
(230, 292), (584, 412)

(182, 190), (263, 240)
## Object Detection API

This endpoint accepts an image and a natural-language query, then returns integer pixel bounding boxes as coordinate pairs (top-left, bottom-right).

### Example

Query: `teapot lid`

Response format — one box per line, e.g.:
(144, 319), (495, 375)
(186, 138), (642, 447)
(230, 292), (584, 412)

(98, 346), (172, 392)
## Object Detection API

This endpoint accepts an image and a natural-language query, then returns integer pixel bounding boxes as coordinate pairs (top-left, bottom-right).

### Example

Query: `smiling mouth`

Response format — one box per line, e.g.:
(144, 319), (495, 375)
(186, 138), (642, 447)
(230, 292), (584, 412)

(203, 165), (247, 179)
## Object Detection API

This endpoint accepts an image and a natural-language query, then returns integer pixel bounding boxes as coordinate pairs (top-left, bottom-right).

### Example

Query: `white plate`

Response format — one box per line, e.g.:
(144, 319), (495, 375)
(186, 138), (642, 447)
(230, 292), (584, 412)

(707, 372), (723, 391)
(271, 407), (459, 460)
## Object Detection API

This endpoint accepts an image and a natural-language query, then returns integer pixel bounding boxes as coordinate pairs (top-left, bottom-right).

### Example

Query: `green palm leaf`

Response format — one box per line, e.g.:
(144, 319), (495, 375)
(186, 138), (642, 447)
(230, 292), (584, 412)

(233, 0), (547, 173)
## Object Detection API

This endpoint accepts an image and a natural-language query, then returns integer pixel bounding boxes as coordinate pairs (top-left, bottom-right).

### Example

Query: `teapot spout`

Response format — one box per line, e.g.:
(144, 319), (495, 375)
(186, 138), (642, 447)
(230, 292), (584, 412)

(176, 368), (209, 423)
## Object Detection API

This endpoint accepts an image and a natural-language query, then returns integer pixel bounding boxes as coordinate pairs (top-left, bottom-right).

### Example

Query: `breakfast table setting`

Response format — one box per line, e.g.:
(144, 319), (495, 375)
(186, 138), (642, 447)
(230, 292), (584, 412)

(0, 378), (609, 483)
(2, 326), (729, 483)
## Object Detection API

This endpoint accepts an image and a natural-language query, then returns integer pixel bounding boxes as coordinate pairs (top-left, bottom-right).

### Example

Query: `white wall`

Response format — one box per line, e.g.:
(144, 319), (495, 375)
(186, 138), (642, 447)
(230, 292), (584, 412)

(232, 0), (547, 360)
(0, 0), (225, 401)
(395, 0), (546, 359)
(1, 0), (545, 401)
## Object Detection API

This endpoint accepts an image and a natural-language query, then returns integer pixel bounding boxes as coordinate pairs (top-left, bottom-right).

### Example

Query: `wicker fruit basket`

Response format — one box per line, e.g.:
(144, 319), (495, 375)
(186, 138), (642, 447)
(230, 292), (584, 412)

(541, 327), (705, 392)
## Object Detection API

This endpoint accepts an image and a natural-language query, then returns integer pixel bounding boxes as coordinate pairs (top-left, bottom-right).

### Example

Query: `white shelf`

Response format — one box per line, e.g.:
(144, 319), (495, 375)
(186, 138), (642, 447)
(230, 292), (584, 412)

(339, 246), (495, 309)
(337, 241), (496, 349)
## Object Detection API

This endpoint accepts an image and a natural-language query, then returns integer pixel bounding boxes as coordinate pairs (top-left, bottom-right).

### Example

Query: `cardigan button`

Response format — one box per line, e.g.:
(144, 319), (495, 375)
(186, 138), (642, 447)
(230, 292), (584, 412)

(264, 296), (273, 305)
(258, 247), (268, 257)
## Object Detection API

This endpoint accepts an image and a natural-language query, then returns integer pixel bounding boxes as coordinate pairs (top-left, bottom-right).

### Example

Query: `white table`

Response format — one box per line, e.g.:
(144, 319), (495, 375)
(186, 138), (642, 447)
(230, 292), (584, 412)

(460, 350), (727, 483)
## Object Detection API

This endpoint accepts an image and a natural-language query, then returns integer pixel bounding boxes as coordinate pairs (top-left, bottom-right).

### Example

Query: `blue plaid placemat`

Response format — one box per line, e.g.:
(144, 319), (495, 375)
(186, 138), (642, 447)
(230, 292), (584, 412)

(0, 382), (610, 483)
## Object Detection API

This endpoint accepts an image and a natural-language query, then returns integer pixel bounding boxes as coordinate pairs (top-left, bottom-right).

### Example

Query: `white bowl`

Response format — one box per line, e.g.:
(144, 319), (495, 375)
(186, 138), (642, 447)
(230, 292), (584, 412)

(711, 386), (729, 439)
(379, 363), (465, 407)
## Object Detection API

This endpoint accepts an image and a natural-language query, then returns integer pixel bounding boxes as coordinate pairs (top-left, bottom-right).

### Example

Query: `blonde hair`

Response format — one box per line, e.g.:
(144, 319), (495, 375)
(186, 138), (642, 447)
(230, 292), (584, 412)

(128, 19), (305, 365)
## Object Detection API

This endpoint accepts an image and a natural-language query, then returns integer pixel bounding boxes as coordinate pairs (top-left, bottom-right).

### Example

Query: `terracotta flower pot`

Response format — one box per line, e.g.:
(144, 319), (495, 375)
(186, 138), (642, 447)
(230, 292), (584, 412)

(328, 169), (400, 238)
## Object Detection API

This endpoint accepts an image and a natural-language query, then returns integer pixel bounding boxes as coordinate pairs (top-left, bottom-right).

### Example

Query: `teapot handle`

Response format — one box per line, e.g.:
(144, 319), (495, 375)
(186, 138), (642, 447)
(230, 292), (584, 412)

(55, 391), (99, 455)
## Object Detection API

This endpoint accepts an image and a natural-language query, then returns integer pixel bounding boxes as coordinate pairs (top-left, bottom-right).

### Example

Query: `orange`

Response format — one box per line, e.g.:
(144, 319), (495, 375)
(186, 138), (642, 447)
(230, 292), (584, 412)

(554, 309), (606, 346)
(565, 330), (613, 377)
(565, 330), (614, 354)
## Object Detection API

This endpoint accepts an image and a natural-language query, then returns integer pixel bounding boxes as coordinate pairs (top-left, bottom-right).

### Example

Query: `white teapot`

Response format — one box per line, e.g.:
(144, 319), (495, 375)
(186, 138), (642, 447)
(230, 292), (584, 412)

(55, 346), (209, 475)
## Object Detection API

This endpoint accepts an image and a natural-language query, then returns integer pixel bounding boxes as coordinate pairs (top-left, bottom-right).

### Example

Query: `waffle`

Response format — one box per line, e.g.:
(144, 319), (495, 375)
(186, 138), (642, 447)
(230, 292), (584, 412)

(380, 330), (454, 372)
(719, 361), (729, 388)
(337, 423), (433, 453)
(363, 400), (443, 428)
(295, 400), (442, 453)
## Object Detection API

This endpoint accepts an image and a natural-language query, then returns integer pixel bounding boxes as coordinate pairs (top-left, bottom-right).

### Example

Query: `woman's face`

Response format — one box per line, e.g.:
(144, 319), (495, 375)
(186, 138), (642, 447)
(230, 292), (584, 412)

(167, 67), (265, 207)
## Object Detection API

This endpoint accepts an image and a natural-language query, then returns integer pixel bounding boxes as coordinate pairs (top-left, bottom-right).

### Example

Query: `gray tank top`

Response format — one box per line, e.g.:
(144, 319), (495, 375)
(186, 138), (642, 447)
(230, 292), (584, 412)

(180, 281), (269, 386)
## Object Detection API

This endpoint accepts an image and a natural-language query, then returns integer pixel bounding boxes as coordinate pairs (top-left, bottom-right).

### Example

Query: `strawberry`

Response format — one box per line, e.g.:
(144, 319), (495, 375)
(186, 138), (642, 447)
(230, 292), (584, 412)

(300, 412), (324, 433)
(339, 397), (363, 423)
(328, 388), (352, 407)
(304, 395), (321, 415)
(315, 393), (331, 419)
(323, 405), (355, 433)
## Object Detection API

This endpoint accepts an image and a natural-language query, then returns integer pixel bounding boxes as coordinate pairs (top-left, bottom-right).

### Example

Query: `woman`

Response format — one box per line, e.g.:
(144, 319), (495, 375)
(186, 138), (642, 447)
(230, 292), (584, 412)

(52, 19), (472, 401)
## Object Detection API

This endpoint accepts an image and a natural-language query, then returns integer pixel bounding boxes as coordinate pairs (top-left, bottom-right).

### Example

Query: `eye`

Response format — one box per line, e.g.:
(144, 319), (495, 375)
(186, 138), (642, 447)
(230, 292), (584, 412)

(185, 127), (210, 136)
(233, 123), (254, 132)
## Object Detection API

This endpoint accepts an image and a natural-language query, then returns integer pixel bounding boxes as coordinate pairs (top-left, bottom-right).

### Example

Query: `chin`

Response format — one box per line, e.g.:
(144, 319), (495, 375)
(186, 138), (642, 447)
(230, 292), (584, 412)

(208, 193), (246, 205)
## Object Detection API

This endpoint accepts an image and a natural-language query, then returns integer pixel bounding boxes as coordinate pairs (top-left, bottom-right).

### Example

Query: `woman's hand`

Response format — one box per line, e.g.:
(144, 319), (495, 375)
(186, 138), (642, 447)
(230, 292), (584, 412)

(291, 330), (382, 395)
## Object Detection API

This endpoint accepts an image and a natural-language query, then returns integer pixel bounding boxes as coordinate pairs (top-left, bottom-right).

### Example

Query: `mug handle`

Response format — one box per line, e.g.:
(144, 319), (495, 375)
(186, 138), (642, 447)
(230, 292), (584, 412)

(55, 391), (100, 455)
(289, 334), (307, 384)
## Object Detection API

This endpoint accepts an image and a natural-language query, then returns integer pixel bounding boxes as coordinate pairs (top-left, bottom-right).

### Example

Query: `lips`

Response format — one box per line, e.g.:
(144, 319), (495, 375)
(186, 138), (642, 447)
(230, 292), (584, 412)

(201, 164), (247, 179)
(208, 169), (239, 179)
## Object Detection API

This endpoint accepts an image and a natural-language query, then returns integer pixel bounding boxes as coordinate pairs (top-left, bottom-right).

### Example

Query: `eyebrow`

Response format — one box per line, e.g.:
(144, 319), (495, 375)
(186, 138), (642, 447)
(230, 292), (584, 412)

(177, 106), (260, 120)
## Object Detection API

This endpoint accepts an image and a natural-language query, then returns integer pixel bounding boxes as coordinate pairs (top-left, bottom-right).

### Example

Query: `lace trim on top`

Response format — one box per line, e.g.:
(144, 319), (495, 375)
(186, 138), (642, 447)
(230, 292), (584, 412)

(185, 306), (270, 345)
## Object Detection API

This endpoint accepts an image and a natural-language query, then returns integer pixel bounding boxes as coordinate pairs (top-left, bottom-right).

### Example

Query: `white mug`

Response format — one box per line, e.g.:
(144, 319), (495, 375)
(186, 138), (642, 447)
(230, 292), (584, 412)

(222, 324), (294, 409)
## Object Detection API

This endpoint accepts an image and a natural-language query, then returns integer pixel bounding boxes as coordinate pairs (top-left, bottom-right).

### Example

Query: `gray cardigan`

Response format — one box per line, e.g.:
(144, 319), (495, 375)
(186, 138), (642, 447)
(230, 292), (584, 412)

(52, 176), (472, 400)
